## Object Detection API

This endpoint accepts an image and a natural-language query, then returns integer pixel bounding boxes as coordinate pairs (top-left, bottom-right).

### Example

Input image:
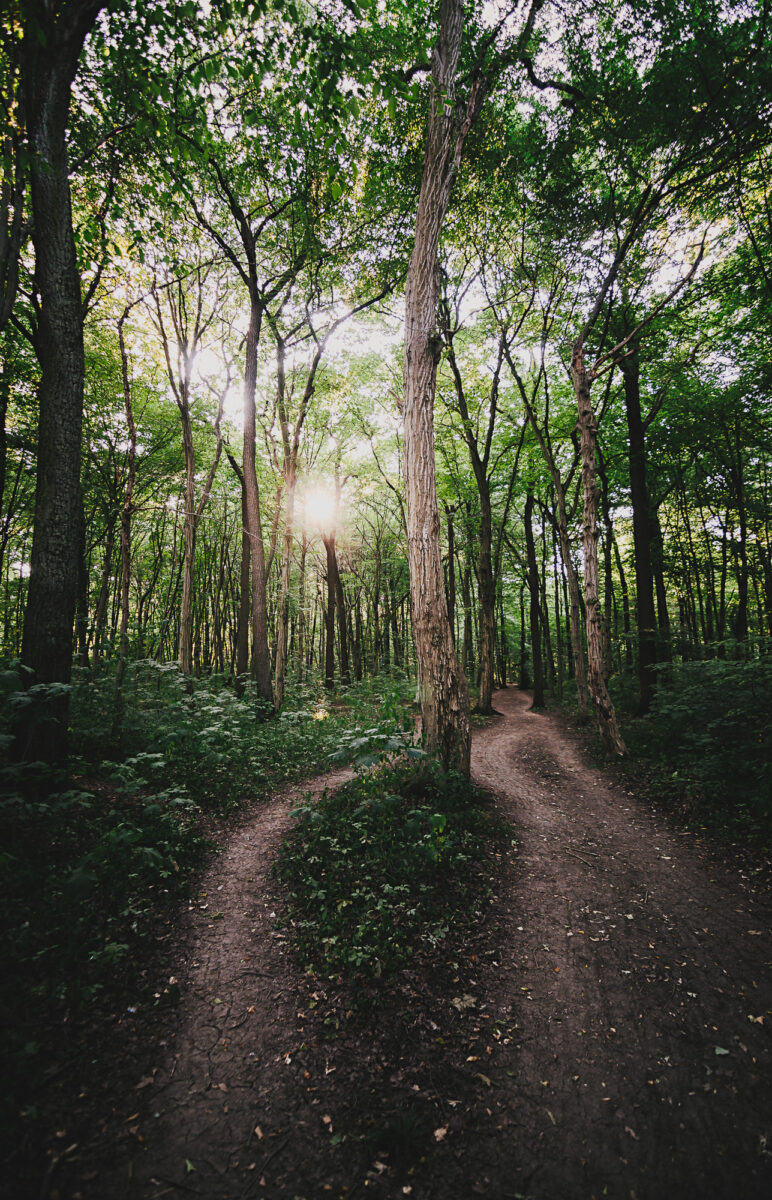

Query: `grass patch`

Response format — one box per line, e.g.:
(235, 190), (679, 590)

(277, 759), (500, 981)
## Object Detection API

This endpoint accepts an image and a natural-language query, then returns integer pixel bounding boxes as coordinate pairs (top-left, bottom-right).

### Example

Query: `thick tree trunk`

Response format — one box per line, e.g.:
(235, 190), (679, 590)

(242, 300), (273, 705)
(403, 0), (473, 774)
(571, 347), (626, 755)
(18, 6), (102, 762)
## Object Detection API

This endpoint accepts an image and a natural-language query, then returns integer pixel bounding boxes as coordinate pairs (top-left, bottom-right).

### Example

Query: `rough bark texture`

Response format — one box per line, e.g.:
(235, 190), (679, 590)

(571, 345), (626, 756)
(18, 1), (104, 763)
(403, 0), (473, 774)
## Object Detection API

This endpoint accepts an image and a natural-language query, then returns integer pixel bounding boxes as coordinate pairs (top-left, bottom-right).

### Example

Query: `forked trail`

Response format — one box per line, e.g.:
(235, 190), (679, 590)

(53, 690), (771, 1200)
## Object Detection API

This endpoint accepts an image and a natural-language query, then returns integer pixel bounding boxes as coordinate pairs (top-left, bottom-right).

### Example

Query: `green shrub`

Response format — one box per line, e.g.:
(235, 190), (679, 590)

(277, 760), (499, 980)
(628, 656), (772, 840)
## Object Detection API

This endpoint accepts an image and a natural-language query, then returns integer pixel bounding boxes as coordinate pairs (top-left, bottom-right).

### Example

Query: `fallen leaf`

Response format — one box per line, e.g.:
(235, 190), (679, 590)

(185, 1159), (195, 1174)
(254, 1126), (263, 1140)
(714, 1046), (730, 1056)
(748, 1015), (764, 1025)
(625, 1126), (639, 1141)
(434, 1127), (448, 1142)
(135, 1078), (154, 1091)
(747, 930), (763, 936)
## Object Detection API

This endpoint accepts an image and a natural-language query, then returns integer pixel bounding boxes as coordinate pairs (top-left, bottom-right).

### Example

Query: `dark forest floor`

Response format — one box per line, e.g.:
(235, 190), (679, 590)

(12, 689), (772, 1200)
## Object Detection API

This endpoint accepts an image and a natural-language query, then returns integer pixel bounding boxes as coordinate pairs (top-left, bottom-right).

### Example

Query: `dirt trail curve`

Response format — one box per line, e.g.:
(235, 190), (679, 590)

(48, 689), (771, 1200)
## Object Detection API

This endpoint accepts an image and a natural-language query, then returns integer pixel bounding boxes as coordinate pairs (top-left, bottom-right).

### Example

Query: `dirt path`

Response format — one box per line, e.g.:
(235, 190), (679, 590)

(50, 690), (771, 1200)
(468, 688), (771, 1199)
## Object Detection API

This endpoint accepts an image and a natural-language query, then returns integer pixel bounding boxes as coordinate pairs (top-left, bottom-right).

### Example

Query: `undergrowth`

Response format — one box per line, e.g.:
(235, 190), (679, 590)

(0, 660), (416, 1157)
(623, 657), (772, 844)
(277, 759), (500, 983)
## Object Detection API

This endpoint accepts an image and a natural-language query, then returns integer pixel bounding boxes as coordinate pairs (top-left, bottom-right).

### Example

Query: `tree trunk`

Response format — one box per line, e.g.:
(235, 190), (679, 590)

(177, 406), (196, 675)
(571, 347), (626, 755)
(323, 534), (336, 690)
(235, 472), (251, 694)
(403, 0), (473, 774)
(18, 4), (103, 763)
(476, 486), (496, 714)
(243, 299), (273, 705)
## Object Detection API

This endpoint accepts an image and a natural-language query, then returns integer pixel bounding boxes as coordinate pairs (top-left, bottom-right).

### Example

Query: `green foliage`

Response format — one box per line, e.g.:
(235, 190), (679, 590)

(328, 675), (420, 770)
(69, 661), (369, 807)
(277, 760), (499, 980)
(628, 656), (772, 841)
(0, 664), (418, 1147)
(0, 750), (206, 1135)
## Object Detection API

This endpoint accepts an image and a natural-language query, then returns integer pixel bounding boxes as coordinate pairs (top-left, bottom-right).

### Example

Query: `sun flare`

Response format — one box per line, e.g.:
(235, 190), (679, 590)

(304, 487), (338, 531)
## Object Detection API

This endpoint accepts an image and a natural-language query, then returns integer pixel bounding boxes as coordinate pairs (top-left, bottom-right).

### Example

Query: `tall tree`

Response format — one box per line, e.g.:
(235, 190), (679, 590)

(16, 0), (105, 763)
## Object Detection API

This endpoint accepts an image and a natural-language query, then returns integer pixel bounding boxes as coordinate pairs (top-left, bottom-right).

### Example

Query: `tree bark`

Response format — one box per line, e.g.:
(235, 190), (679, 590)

(242, 299), (273, 705)
(571, 345), (626, 755)
(17, 1), (104, 763)
(403, 0), (475, 774)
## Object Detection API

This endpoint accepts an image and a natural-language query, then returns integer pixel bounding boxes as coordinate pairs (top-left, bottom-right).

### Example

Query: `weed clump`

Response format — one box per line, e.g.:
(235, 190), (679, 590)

(277, 759), (498, 979)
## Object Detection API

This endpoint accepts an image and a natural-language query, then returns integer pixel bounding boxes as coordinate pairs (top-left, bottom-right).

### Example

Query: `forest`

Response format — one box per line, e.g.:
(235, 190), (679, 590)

(1, 0), (771, 1197)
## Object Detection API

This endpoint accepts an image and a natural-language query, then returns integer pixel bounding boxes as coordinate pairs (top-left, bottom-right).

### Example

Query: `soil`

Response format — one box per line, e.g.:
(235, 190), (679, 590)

(16, 688), (772, 1200)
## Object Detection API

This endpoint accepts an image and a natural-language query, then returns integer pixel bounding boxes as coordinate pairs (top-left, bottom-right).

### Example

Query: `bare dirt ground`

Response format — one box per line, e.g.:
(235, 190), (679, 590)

(30, 689), (772, 1200)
